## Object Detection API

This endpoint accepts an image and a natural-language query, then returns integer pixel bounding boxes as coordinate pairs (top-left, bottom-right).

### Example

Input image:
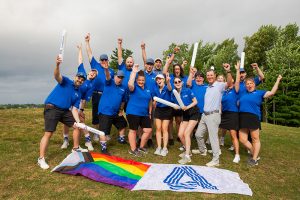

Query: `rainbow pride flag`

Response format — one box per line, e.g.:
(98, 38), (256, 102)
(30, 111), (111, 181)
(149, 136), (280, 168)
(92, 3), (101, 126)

(52, 152), (150, 190)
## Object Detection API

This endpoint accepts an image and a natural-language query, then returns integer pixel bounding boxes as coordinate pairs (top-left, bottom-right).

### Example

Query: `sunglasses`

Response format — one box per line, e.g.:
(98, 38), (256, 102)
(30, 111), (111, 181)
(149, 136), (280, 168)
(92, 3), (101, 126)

(174, 80), (182, 84)
(100, 59), (108, 61)
(117, 76), (124, 79)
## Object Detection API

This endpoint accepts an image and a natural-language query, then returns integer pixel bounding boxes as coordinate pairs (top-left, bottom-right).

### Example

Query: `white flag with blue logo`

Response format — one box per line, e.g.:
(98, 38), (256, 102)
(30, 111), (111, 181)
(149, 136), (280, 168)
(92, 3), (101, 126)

(132, 163), (252, 196)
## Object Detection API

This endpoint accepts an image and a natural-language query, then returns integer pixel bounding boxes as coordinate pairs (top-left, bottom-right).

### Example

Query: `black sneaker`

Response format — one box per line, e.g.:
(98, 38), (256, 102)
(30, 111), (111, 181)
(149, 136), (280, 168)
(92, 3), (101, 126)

(128, 149), (142, 157)
(101, 148), (111, 155)
(168, 139), (174, 146)
(138, 147), (148, 154)
(247, 158), (258, 167)
(147, 139), (154, 148)
(117, 136), (127, 144)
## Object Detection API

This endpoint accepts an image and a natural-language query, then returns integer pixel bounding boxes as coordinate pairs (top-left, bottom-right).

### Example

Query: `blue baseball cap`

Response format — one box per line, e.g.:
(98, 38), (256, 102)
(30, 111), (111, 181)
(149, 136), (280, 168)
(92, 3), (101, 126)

(240, 68), (246, 73)
(146, 58), (154, 65)
(76, 72), (87, 80)
(115, 70), (125, 77)
(99, 54), (108, 60)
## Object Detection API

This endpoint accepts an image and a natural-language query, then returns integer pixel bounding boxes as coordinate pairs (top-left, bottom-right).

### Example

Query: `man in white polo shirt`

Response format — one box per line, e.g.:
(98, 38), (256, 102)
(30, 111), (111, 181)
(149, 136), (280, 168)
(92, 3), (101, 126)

(193, 64), (232, 167)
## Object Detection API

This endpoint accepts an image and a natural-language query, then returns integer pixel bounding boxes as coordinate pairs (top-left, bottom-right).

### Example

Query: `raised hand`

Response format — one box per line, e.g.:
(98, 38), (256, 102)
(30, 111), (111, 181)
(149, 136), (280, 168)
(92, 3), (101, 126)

(117, 38), (123, 45)
(166, 73), (170, 83)
(132, 64), (139, 73)
(190, 67), (197, 76)
(251, 63), (259, 69)
(174, 46), (180, 54)
(277, 75), (282, 81)
(85, 33), (90, 42)
(77, 43), (82, 50)
(56, 55), (62, 66)
(141, 42), (145, 49)
(223, 63), (231, 71)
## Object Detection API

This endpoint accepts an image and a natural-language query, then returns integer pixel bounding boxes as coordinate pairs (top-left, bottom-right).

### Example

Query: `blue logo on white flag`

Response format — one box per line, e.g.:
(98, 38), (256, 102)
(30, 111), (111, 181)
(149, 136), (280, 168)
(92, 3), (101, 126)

(163, 166), (218, 190)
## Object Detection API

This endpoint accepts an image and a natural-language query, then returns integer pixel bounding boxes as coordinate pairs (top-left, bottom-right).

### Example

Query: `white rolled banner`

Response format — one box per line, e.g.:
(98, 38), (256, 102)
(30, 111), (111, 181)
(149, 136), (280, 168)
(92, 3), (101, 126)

(74, 122), (105, 136)
(153, 96), (181, 109)
(240, 52), (245, 69)
(59, 29), (67, 61)
(172, 89), (185, 108)
(190, 42), (199, 68)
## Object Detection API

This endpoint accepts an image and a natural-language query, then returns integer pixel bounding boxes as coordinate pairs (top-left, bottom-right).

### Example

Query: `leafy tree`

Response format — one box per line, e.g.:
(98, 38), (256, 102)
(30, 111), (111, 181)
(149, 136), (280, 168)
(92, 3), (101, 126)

(109, 48), (133, 70)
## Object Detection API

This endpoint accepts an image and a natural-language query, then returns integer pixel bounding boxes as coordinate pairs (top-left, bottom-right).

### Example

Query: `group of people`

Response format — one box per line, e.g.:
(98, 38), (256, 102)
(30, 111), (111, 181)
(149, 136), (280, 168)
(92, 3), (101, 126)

(37, 34), (282, 170)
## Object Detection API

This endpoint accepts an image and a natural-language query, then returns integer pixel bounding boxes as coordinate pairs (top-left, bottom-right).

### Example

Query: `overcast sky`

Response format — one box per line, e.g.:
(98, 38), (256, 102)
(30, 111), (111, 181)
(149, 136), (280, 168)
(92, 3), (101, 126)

(0, 0), (299, 104)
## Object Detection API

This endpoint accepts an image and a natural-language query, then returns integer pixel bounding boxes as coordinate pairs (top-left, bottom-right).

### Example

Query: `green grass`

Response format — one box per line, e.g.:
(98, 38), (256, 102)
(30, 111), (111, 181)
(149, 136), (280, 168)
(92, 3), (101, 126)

(0, 108), (299, 199)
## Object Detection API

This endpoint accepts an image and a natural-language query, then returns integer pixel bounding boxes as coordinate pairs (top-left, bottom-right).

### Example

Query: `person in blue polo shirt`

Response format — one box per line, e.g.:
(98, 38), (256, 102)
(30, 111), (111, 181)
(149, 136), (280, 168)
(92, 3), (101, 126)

(38, 55), (86, 170)
(171, 77), (199, 165)
(219, 62), (241, 163)
(85, 33), (114, 141)
(61, 44), (98, 151)
(239, 75), (282, 166)
(127, 64), (153, 157)
(152, 73), (173, 157)
(97, 68), (128, 154)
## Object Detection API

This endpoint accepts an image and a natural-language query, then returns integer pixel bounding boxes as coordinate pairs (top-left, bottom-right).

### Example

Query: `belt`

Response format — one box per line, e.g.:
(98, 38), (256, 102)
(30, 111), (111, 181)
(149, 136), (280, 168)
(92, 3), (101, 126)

(45, 104), (55, 109)
(93, 91), (103, 94)
(204, 110), (219, 115)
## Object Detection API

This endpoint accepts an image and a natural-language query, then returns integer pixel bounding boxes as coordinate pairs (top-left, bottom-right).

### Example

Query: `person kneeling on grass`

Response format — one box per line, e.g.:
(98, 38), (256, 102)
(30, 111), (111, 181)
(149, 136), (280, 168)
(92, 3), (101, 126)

(38, 56), (86, 170)
(97, 65), (128, 155)
(239, 75), (282, 167)
(127, 64), (153, 157)
(152, 73), (173, 156)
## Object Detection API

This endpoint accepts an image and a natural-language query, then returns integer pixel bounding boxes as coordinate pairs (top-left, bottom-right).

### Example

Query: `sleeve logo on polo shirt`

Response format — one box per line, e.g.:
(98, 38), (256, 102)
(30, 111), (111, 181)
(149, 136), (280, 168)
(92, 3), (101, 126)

(183, 95), (188, 98)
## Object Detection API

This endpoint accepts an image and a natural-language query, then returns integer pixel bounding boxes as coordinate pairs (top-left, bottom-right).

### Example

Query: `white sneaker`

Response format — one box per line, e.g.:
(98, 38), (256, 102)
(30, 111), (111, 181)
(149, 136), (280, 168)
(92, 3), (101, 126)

(206, 160), (219, 167)
(160, 148), (168, 157)
(178, 155), (191, 165)
(61, 140), (69, 149)
(85, 142), (94, 151)
(179, 152), (192, 158)
(154, 147), (161, 155)
(208, 149), (222, 155)
(228, 145), (234, 151)
(220, 136), (225, 146)
(93, 134), (99, 142)
(233, 154), (240, 163)
(179, 145), (185, 151)
(192, 149), (207, 156)
(38, 157), (49, 169)
(72, 146), (88, 153)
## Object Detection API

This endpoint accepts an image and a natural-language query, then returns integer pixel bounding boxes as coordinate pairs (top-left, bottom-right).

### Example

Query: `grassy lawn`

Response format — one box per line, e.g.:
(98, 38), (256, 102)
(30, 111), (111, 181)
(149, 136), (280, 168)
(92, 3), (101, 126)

(0, 108), (299, 199)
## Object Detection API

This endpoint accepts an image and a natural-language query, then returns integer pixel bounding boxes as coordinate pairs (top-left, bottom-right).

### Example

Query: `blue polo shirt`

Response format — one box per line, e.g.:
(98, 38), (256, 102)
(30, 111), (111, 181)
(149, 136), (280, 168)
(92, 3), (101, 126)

(118, 61), (132, 89)
(153, 68), (163, 76)
(239, 76), (261, 98)
(190, 81), (208, 113)
(98, 79), (126, 116)
(222, 88), (239, 112)
(170, 74), (188, 89)
(79, 79), (95, 102)
(152, 85), (172, 108)
(171, 87), (195, 107)
(239, 90), (266, 120)
(90, 57), (114, 92)
(126, 83), (152, 116)
(144, 70), (156, 92)
(45, 76), (81, 109)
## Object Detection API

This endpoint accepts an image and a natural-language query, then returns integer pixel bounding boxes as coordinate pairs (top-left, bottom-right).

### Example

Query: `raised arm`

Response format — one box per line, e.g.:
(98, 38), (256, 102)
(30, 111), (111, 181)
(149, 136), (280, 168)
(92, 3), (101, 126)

(187, 67), (196, 87)
(251, 63), (265, 81)
(141, 42), (147, 66)
(234, 61), (241, 93)
(85, 33), (93, 62)
(128, 64), (139, 91)
(163, 46), (180, 74)
(223, 63), (233, 88)
(77, 44), (83, 65)
(166, 73), (172, 91)
(117, 38), (123, 65)
(264, 75), (282, 98)
(54, 55), (63, 84)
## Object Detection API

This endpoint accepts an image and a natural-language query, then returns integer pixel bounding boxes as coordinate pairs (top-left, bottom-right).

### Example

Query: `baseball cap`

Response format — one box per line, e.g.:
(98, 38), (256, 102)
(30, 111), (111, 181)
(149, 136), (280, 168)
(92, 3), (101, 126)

(146, 58), (154, 65)
(240, 68), (246, 73)
(115, 70), (125, 77)
(76, 72), (87, 80)
(99, 54), (108, 60)
(154, 58), (162, 62)
(155, 74), (165, 80)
